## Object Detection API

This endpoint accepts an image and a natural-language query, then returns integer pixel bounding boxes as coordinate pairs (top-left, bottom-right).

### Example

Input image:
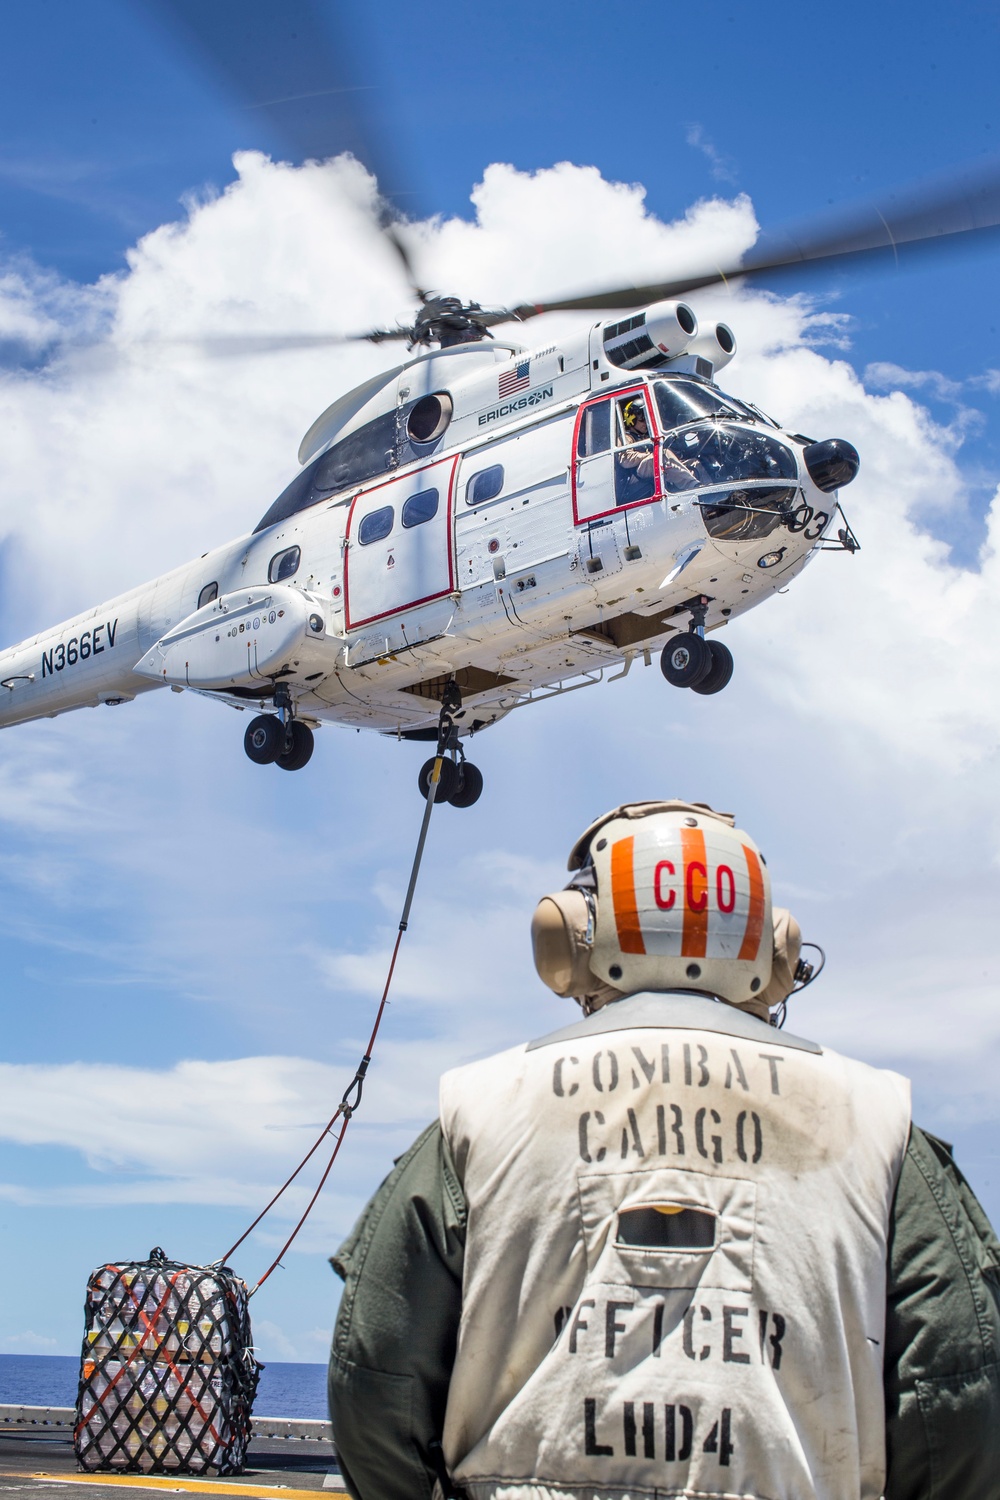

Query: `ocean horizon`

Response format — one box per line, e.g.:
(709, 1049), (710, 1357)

(0, 1353), (329, 1420)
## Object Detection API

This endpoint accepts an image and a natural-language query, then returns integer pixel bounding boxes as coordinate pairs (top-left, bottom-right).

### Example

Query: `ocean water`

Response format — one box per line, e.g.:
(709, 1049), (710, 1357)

(0, 1354), (328, 1419)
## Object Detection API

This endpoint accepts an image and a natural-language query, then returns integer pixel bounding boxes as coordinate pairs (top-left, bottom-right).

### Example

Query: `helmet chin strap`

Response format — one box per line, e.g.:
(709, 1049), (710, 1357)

(577, 981), (626, 1016)
(733, 994), (772, 1023)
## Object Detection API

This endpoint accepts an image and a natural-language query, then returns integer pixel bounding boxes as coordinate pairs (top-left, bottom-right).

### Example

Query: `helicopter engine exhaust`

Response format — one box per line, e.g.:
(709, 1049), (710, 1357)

(602, 300), (698, 370)
(685, 321), (737, 376)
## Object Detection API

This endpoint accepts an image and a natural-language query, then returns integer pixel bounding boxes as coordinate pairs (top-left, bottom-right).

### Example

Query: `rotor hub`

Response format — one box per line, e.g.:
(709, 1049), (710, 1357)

(405, 296), (495, 349)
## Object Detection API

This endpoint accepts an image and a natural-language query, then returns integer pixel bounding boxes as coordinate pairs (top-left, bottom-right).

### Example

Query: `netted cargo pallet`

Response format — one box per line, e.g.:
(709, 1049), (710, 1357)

(74, 1246), (260, 1474)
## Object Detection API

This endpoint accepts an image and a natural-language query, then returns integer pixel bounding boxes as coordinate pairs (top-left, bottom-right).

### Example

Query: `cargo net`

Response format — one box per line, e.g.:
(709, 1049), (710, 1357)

(74, 1247), (261, 1475)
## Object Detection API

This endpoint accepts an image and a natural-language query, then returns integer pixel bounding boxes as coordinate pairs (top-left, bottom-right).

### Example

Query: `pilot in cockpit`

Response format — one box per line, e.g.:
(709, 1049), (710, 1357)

(613, 397), (657, 505)
(618, 398), (655, 479)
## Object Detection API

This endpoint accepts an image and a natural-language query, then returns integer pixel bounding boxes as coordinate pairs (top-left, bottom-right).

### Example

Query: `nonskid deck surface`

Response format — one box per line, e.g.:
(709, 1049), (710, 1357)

(0, 1410), (346, 1500)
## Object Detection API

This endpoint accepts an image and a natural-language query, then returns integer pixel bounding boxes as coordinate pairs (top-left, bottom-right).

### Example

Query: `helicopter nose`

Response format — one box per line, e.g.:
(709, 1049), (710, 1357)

(802, 438), (860, 492)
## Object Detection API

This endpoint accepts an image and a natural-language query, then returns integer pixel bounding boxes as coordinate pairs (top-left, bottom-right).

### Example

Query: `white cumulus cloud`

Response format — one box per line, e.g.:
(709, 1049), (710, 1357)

(2, 154), (1000, 1356)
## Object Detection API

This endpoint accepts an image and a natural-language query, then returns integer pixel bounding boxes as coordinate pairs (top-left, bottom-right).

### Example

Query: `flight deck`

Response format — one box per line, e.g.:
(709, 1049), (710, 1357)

(0, 1408), (346, 1500)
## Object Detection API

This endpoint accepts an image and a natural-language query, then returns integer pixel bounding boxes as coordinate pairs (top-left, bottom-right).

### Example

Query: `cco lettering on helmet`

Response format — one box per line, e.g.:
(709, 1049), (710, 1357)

(532, 801), (814, 1019)
(588, 804), (772, 1006)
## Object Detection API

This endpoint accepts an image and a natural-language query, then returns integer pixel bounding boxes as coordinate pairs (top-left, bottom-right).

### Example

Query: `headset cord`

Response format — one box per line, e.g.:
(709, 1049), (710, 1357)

(218, 684), (464, 1291)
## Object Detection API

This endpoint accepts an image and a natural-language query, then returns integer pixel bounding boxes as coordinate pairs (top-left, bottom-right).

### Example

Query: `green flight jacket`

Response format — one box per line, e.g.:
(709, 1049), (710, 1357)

(329, 1120), (1000, 1500)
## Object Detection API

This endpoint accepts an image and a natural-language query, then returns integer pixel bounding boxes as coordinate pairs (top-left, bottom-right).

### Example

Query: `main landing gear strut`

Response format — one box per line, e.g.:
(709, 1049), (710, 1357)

(243, 684), (315, 771)
(659, 596), (734, 696)
(416, 681), (484, 809)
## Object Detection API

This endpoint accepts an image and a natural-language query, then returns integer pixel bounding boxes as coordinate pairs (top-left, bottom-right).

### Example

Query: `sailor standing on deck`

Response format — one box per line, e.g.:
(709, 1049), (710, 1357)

(328, 800), (1000, 1500)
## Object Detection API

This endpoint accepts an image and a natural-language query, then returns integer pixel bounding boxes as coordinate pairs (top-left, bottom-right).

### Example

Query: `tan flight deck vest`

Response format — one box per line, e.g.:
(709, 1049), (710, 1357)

(439, 993), (911, 1500)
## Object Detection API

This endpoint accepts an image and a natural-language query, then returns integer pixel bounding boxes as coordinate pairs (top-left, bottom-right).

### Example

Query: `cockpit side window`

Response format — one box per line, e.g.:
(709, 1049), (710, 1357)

(577, 400), (612, 457)
(197, 581), (218, 609)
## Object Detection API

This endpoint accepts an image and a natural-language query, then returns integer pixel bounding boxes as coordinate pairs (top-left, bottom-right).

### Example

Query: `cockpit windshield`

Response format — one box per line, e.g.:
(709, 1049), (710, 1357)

(660, 423), (798, 493)
(654, 379), (767, 431)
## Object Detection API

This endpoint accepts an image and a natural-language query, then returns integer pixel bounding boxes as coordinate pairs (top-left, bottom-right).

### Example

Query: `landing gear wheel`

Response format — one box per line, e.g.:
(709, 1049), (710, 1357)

(448, 761), (484, 808)
(275, 721), (315, 770)
(244, 714), (283, 764)
(660, 633), (712, 688)
(418, 756), (460, 803)
(691, 640), (734, 696)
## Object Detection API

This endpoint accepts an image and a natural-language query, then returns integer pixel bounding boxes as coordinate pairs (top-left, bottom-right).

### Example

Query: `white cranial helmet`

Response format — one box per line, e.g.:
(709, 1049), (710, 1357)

(532, 801), (782, 1012)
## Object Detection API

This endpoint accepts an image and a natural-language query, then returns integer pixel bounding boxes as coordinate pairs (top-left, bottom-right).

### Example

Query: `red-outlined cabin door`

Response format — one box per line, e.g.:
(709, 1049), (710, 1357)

(344, 456), (457, 633)
(572, 384), (662, 524)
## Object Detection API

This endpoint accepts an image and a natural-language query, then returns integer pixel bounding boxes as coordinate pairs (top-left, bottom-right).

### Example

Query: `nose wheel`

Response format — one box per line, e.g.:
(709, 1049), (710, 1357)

(660, 632), (712, 687)
(660, 598), (734, 696)
(660, 633), (733, 694)
(691, 640), (733, 695)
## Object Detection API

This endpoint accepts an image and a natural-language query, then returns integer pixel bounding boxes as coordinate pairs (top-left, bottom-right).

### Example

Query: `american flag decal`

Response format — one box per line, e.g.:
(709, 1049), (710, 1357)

(498, 359), (530, 397)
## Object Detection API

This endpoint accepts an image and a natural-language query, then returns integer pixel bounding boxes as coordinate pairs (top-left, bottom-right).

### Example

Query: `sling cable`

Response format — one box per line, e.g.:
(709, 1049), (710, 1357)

(219, 682), (465, 1293)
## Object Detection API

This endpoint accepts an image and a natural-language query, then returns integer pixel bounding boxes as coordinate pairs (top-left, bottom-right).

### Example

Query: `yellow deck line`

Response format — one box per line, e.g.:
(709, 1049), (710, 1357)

(6, 1474), (346, 1499)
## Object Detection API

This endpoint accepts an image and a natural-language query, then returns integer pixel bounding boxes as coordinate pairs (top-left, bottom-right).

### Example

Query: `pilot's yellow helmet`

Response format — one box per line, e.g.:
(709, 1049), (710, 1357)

(531, 801), (805, 1017)
(622, 399), (646, 430)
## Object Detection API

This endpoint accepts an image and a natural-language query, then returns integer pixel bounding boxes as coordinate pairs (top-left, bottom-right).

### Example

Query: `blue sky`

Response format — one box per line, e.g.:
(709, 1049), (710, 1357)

(3, 0), (1000, 548)
(2, 0), (1000, 1362)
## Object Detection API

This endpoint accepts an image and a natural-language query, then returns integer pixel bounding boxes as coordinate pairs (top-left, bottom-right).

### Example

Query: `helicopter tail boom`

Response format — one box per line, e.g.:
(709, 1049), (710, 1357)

(0, 586), (161, 731)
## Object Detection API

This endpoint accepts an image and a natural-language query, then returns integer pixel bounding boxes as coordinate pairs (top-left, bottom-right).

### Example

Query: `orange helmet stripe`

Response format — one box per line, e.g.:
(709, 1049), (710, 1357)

(680, 826), (708, 957)
(738, 844), (766, 960)
(610, 836), (646, 955)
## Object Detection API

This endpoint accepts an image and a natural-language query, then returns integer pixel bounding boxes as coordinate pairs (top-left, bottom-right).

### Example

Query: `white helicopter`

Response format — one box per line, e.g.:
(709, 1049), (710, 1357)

(1, 1), (997, 807)
(0, 291), (862, 802)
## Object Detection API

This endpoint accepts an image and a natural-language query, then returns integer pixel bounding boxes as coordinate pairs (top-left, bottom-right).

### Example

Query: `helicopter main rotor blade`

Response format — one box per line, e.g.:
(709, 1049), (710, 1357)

(115, 160), (1000, 361)
(145, 332), (373, 356)
(120, 326), (421, 357)
(507, 162), (1000, 319)
(136, 305), (522, 357)
(140, 0), (425, 295)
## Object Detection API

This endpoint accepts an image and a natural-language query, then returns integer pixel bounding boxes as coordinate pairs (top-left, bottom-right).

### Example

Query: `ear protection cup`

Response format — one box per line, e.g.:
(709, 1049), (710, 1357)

(758, 908), (803, 1012)
(531, 890), (595, 998)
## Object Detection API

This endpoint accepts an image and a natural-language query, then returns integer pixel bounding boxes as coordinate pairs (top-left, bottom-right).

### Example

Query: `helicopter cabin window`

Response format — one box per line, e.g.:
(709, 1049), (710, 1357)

(660, 423), (798, 494)
(613, 393), (657, 505)
(358, 505), (394, 545)
(577, 400), (611, 457)
(401, 488), (439, 528)
(268, 545), (301, 583)
(466, 464), (504, 505)
(197, 581), (218, 609)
